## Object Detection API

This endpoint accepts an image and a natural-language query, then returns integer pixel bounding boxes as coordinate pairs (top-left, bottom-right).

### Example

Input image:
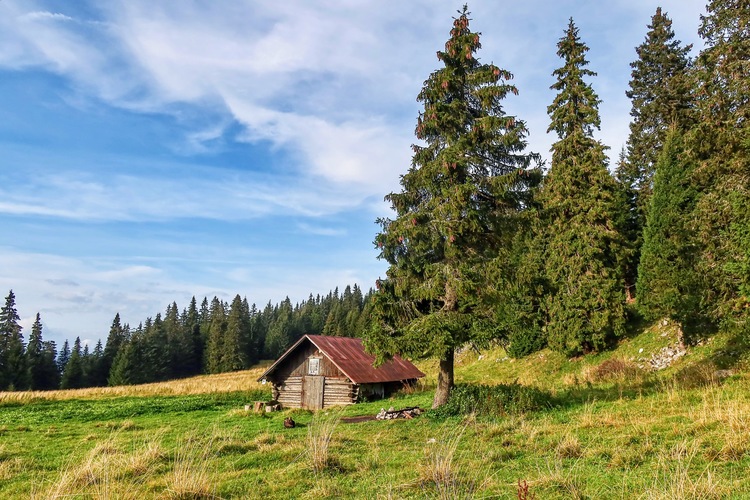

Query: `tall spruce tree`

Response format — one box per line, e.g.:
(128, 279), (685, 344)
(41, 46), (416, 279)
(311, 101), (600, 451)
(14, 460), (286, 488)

(244, 299), (262, 365)
(367, 6), (540, 408)
(163, 303), (184, 378)
(222, 295), (250, 372)
(205, 298), (227, 373)
(184, 297), (203, 375)
(57, 339), (70, 379)
(542, 19), (626, 356)
(690, 0), (750, 325)
(26, 313), (46, 390)
(101, 313), (126, 385)
(617, 7), (693, 298)
(199, 297), (211, 370)
(60, 337), (84, 389)
(40, 340), (60, 390)
(0, 290), (27, 390)
(637, 129), (700, 327)
(81, 342), (92, 387)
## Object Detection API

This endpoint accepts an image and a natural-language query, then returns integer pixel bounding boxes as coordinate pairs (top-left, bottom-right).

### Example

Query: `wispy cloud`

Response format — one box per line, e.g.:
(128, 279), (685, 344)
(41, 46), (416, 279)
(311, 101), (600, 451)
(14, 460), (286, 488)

(0, 151), (390, 221)
(297, 223), (346, 237)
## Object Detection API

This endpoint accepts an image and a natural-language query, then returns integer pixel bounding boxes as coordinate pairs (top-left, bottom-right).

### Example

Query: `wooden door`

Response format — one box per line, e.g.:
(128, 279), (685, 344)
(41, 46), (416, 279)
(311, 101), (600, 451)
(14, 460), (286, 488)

(303, 376), (324, 409)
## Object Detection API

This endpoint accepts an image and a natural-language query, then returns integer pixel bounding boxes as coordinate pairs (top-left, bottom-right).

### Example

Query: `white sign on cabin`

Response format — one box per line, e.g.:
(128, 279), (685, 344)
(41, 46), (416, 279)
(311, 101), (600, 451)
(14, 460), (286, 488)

(308, 357), (320, 375)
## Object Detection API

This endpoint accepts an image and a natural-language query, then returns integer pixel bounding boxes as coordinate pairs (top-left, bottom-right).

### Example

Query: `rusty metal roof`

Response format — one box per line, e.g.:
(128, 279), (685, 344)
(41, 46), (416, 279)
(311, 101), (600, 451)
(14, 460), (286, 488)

(258, 334), (424, 384)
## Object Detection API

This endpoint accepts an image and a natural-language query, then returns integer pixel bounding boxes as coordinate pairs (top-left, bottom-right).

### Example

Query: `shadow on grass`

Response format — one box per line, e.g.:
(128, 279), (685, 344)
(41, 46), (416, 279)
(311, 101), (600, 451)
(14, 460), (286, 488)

(550, 364), (734, 412)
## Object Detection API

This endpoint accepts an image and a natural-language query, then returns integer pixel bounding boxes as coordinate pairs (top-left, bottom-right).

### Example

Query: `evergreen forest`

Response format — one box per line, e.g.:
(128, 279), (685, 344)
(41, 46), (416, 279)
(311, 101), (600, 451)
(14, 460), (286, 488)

(0, 286), (373, 391)
(1, 2), (749, 401)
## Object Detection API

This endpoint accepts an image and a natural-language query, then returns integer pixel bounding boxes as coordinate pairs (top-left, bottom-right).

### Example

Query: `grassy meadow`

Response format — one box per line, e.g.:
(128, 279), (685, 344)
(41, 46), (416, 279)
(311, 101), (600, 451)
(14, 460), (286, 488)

(2, 321), (750, 498)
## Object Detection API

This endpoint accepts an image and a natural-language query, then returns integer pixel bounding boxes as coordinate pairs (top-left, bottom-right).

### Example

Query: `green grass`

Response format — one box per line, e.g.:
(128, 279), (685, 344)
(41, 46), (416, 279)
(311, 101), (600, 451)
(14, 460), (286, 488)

(2, 322), (750, 498)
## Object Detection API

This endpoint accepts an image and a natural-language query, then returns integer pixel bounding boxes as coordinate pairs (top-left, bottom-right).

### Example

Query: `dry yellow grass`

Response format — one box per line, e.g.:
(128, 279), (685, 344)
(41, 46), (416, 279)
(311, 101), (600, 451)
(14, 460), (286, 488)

(307, 408), (343, 474)
(164, 434), (219, 499)
(0, 362), (272, 402)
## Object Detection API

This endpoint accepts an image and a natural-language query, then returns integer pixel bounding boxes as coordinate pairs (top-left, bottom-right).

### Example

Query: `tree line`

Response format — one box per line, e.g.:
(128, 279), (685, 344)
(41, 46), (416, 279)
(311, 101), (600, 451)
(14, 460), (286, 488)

(366, 1), (750, 407)
(0, 285), (372, 391)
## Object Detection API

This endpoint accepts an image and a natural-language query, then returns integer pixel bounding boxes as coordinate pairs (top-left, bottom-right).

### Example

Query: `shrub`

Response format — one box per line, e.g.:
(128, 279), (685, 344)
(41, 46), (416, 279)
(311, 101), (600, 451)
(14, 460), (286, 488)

(506, 328), (547, 358)
(430, 383), (553, 418)
(588, 358), (644, 383)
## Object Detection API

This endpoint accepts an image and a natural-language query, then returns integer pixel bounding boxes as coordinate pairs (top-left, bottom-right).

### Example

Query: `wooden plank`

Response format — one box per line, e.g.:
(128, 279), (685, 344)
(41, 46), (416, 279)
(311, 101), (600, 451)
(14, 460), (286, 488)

(303, 376), (324, 409)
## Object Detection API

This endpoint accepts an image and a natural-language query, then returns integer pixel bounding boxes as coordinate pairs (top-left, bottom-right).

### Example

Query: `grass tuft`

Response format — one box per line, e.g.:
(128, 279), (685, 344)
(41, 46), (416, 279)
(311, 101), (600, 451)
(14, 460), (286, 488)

(644, 440), (725, 499)
(307, 409), (342, 474)
(418, 420), (492, 499)
(164, 434), (219, 499)
(555, 434), (583, 459)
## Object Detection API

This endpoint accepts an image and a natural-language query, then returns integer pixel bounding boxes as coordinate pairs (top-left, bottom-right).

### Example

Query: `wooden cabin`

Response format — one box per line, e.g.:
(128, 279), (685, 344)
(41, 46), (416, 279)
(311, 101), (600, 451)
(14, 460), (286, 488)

(257, 334), (424, 409)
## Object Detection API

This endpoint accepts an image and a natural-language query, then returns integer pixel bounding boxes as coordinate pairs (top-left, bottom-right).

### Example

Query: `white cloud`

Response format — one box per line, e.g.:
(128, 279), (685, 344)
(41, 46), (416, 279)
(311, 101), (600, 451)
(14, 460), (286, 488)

(21, 11), (74, 22)
(297, 223), (346, 237)
(0, 148), (396, 221)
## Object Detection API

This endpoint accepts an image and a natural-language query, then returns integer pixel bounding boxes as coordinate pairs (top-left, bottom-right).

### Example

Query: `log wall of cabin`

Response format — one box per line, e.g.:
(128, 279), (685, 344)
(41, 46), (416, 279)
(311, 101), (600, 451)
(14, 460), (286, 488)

(274, 376), (302, 407)
(274, 376), (357, 408)
(270, 339), (357, 408)
(323, 377), (357, 407)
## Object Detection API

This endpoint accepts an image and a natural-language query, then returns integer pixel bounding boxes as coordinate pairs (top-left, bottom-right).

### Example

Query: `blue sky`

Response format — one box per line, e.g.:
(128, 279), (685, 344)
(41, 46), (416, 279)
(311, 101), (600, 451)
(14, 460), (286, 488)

(0, 0), (705, 347)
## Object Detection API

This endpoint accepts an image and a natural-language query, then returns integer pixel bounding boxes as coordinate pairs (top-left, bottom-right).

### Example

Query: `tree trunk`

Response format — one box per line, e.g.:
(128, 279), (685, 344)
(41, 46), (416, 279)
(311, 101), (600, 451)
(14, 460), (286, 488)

(432, 347), (454, 408)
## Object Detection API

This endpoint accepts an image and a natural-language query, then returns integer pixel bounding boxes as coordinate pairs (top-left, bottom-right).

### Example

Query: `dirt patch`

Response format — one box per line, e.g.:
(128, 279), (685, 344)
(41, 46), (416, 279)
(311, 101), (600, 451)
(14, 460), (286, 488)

(340, 415), (377, 424)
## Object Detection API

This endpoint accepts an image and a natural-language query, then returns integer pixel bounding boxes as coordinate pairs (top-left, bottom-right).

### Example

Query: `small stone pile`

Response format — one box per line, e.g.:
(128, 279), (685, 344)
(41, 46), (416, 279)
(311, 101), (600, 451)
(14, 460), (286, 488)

(376, 406), (422, 420)
(649, 344), (687, 370)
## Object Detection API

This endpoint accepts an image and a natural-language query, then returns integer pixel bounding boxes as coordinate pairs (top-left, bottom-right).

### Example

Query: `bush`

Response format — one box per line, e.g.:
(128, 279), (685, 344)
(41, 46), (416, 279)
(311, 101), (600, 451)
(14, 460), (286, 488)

(588, 358), (644, 383)
(431, 383), (553, 418)
(506, 328), (546, 358)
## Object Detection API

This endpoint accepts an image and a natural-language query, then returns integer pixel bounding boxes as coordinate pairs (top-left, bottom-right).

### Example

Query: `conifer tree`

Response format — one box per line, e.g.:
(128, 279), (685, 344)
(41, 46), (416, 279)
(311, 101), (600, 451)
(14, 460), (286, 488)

(101, 313), (126, 384)
(142, 314), (169, 381)
(205, 298), (227, 373)
(242, 298), (262, 365)
(295, 296), (315, 336)
(323, 301), (345, 336)
(617, 8), (693, 298)
(541, 19), (626, 356)
(346, 284), (365, 335)
(690, 0), (750, 324)
(26, 313), (46, 390)
(89, 339), (105, 386)
(256, 301), (274, 355)
(264, 297), (294, 359)
(367, 6), (540, 407)
(163, 303), (185, 378)
(61, 337), (84, 389)
(199, 297), (211, 370)
(355, 290), (376, 336)
(81, 342), (92, 387)
(492, 210), (548, 358)
(57, 339), (70, 379)
(182, 297), (202, 376)
(41, 341), (60, 390)
(222, 295), (250, 371)
(109, 324), (144, 386)
(0, 290), (27, 390)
